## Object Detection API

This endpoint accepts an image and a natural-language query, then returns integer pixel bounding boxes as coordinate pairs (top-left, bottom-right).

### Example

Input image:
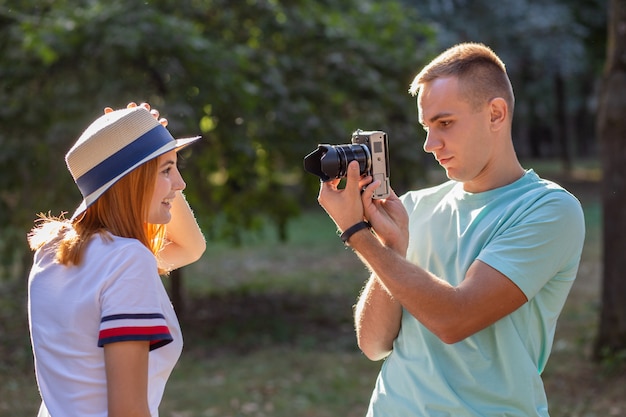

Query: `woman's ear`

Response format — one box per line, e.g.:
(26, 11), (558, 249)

(489, 97), (508, 131)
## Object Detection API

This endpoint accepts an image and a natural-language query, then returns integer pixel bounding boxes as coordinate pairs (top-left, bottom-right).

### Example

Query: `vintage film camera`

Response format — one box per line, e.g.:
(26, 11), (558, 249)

(303, 129), (390, 199)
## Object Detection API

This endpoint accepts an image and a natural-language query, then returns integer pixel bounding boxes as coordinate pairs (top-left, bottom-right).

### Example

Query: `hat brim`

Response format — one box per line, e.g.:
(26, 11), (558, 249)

(70, 135), (201, 220)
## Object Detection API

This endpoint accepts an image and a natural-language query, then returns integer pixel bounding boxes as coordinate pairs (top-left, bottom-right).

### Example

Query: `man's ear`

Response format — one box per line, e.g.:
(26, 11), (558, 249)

(489, 97), (508, 130)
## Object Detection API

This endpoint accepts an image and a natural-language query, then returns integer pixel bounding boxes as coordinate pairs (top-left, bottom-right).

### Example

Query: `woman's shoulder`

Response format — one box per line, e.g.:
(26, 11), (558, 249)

(80, 234), (158, 278)
(90, 233), (154, 260)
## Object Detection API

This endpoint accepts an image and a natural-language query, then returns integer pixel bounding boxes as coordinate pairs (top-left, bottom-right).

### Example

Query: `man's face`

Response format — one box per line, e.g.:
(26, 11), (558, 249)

(418, 76), (495, 191)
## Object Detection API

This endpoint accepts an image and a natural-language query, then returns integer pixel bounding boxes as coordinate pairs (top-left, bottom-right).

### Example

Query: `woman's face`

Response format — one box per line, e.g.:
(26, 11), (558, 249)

(148, 150), (186, 224)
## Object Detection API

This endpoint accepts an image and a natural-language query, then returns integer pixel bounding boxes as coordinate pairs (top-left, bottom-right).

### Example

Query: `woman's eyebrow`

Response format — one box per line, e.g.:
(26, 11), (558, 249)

(159, 159), (176, 168)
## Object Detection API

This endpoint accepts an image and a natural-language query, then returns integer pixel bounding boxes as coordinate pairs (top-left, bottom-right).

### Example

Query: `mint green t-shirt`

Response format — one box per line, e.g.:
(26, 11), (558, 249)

(366, 170), (585, 417)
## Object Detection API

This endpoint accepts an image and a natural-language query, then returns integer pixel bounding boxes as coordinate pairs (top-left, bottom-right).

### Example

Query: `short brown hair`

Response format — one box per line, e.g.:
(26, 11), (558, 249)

(409, 42), (515, 115)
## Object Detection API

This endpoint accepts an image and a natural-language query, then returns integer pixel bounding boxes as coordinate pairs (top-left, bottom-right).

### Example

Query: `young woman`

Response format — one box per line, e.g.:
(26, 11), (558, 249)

(27, 102), (206, 417)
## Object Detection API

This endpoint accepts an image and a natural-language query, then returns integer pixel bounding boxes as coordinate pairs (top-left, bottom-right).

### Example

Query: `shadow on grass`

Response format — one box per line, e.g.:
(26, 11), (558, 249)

(181, 291), (359, 357)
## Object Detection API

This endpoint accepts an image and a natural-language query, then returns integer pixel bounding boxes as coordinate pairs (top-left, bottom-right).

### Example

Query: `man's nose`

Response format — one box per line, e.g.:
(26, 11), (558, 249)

(423, 131), (442, 153)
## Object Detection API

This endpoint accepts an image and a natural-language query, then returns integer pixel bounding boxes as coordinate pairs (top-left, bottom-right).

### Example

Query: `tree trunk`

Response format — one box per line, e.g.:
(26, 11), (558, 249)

(554, 70), (571, 173)
(169, 268), (185, 319)
(594, 0), (626, 360)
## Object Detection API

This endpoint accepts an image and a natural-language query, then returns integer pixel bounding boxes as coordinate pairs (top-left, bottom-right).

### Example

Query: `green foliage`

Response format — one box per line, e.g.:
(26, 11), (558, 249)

(0, 0), (611, 387)
(0, 0), (434, 271)
(597, 346), (626, 376)
(174, 0), (435, 242)
(0, 0), (434, 374)
(411, 0), (607, 159)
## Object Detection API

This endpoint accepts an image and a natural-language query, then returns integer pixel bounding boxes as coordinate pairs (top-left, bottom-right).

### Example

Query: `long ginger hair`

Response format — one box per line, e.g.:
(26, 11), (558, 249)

(28, 157), (168, 273)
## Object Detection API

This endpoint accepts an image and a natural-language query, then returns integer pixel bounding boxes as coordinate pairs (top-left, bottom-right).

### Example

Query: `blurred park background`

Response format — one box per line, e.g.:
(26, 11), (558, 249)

(2, 0), (625, 416)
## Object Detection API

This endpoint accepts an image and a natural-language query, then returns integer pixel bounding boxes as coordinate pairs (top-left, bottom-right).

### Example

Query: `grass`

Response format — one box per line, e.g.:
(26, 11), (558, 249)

(162, 349), (380, 417)
(162, 210), (380, 417)
(3, 159), (624, 417)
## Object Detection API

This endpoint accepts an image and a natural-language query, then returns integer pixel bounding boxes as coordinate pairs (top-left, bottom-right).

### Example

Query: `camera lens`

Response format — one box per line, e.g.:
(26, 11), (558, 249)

(327, 144), (371, 178)
(304, 143), (371, 182)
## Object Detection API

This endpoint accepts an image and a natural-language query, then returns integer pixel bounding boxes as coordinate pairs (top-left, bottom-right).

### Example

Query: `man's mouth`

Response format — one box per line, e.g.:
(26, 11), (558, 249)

(437, 156), (452, 165)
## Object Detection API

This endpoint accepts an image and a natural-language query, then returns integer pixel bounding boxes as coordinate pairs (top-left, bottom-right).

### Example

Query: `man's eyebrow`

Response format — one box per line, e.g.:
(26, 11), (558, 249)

(428, 112), (454, 124)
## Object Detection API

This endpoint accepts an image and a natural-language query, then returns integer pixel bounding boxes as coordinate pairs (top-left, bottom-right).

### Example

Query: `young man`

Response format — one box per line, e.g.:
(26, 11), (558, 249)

(317, 43), (585, 416)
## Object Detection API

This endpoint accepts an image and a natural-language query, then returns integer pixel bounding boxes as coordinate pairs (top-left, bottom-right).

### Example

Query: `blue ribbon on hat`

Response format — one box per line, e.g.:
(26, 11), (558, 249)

(76, 124), (174, 198)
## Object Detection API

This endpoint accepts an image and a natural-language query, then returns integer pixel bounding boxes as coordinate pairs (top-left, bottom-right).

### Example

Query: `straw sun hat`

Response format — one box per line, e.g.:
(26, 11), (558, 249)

(65, 106), (201, 220)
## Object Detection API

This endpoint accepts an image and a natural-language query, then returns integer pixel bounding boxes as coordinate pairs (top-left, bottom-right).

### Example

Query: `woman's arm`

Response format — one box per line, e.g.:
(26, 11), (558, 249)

(158, 191), (206, 271)
(104, 341), (151, 417)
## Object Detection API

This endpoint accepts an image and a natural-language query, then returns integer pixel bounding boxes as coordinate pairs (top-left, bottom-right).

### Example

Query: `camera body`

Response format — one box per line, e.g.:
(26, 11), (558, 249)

(303, 129), (390, 199)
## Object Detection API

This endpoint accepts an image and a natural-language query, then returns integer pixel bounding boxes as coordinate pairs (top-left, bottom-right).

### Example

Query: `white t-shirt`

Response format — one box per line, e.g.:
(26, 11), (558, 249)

(28, 234), (183, 417)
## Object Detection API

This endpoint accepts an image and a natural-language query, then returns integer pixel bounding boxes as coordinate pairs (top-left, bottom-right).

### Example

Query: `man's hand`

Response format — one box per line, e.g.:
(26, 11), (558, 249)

(318, 160), (409, 254)
(361, 181), (409, 254)
(318, 160), (366, 232)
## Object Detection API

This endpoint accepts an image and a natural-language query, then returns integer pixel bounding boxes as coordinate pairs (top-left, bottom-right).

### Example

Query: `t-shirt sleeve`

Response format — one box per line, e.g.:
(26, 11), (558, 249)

(477, 190), (585, 299)
(97, 242), (173, 350)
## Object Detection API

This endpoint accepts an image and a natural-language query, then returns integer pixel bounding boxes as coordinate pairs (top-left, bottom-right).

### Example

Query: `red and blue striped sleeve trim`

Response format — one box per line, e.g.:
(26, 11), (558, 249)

(98, 313), (173, 351)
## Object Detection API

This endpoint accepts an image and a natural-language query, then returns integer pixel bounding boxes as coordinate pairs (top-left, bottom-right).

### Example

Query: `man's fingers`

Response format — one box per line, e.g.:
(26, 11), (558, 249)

(344, 161), (363, 193)
(363, 179), (381, 199)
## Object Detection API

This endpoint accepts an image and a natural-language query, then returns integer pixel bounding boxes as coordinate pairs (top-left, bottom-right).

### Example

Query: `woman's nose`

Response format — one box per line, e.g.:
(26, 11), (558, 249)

(173, 169), (186, 191)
